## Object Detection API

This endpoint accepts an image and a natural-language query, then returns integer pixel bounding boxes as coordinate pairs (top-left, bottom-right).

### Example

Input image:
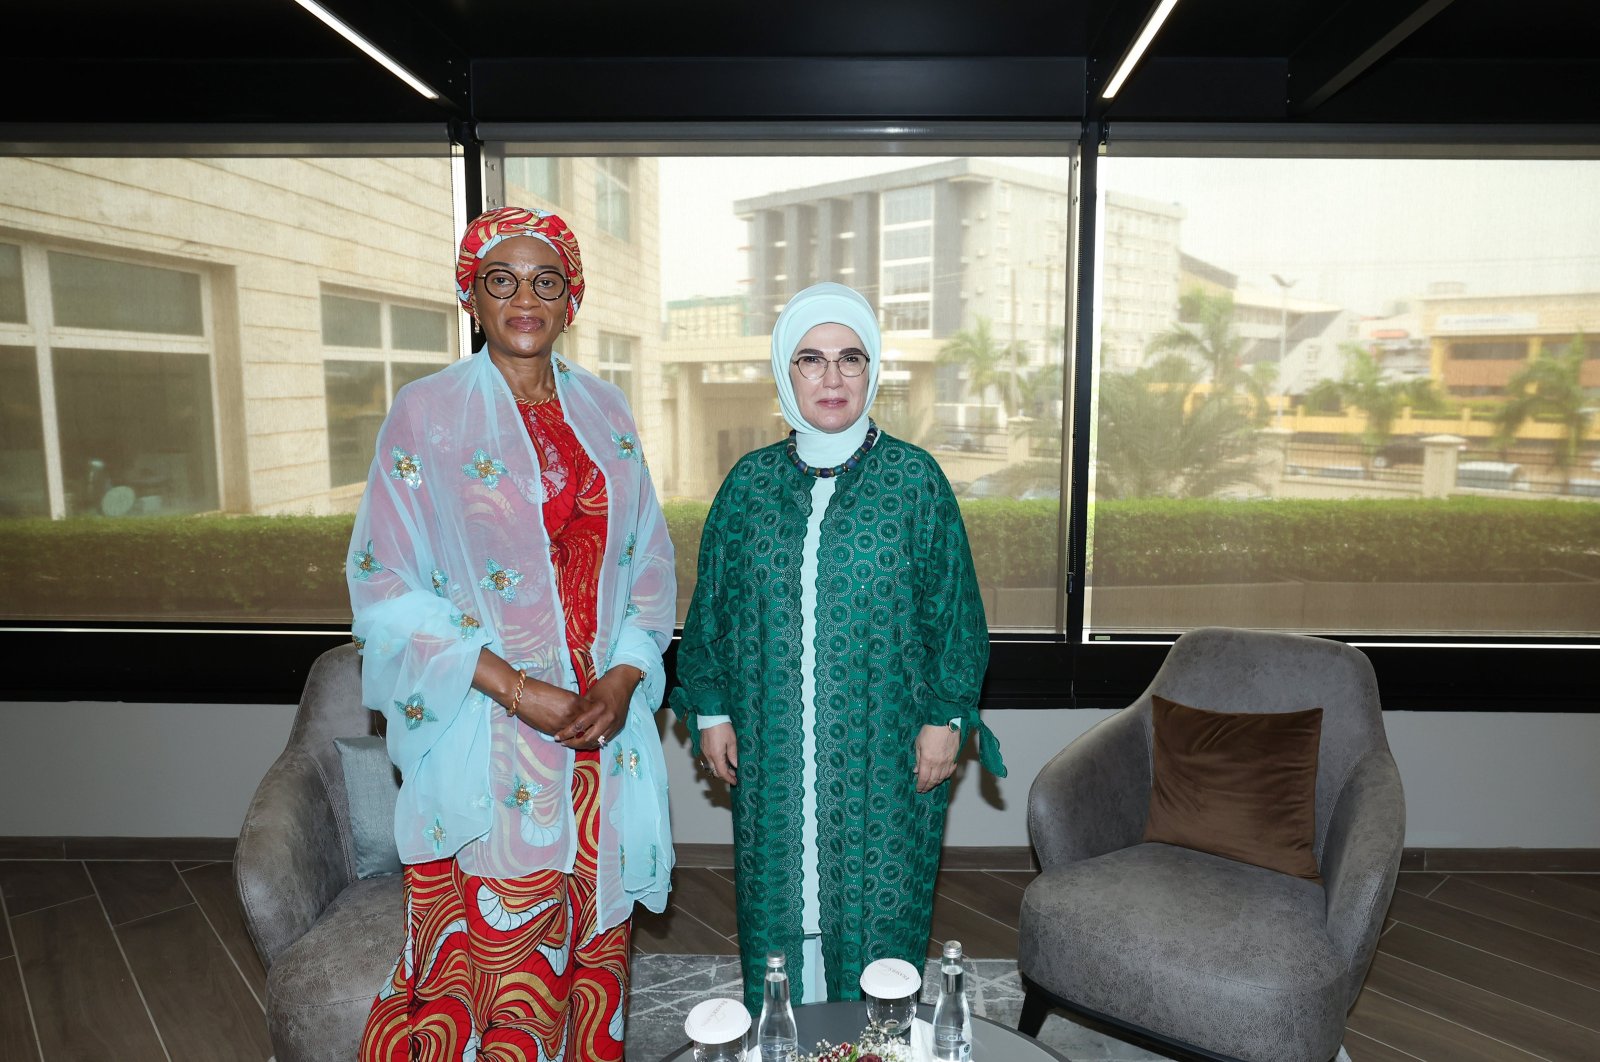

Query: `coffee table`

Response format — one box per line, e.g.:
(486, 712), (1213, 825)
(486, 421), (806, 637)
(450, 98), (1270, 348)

(656, 1000), (1071, 1060)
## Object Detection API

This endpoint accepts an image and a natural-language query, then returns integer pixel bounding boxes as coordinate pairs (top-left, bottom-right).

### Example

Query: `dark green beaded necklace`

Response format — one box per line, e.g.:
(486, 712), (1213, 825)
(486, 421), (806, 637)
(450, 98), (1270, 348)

(785, 420), (880, 479)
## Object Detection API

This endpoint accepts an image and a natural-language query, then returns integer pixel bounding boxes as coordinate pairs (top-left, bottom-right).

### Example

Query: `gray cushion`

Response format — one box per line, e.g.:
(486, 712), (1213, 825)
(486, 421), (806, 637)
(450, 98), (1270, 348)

(265, 874), (405, 1062)
(1021, 843), (1345, 1062)
(333, 736), (402, 879)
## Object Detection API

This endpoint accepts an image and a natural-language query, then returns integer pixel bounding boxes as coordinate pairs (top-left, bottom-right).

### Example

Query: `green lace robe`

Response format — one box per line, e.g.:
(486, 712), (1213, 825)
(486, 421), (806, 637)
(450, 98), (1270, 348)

(670, 432), (1005, 1011)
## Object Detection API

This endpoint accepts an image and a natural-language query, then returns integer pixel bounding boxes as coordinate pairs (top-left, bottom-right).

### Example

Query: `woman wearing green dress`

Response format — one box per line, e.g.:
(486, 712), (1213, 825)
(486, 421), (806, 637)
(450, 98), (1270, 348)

(671, 281), (1006, 1012)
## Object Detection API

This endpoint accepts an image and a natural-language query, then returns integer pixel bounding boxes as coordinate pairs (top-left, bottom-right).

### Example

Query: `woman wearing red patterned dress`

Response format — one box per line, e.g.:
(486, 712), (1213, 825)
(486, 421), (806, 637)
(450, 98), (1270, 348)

(348, 207), (675, 1061)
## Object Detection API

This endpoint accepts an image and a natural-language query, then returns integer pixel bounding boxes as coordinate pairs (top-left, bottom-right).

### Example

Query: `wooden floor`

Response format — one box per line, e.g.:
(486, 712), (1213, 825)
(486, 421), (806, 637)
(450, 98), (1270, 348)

(2, 858), (1597, 1061)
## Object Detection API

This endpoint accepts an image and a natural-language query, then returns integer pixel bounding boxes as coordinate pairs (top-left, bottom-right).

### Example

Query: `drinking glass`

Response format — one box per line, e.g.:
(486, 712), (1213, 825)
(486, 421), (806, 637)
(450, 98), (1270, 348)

(686, 997), (750, 1061)
(860, 957), (920, 1040)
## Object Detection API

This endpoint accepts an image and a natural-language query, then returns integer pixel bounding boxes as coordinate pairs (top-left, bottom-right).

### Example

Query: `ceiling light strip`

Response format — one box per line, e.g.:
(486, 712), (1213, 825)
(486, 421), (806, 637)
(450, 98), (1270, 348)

(291, 0), (441, 100)
(1102, 0), (1183, 100)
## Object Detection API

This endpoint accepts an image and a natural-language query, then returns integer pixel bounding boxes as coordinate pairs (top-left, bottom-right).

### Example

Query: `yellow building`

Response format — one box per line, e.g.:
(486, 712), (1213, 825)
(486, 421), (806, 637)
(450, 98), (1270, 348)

(1423, 290), (1600, 398)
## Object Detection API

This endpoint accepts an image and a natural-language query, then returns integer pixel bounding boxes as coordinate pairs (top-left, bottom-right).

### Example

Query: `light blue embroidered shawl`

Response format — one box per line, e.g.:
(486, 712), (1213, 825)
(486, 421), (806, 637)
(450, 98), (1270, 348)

(347, 349), (675, 931)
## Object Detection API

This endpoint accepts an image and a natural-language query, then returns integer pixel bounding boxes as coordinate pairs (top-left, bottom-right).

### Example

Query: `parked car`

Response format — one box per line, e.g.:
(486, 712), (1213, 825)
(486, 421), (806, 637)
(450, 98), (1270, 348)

(1456, 461), (1529, 491)
(1371, 439), (1425, 468)
(960, 461), (1060, 500)
(1371, 437), (1466, 468)
(940, 431), (981, 452)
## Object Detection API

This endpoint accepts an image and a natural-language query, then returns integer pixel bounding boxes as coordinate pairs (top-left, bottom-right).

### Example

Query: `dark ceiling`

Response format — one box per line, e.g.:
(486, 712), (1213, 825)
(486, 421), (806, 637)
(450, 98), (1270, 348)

(2, 0), (1597, 129)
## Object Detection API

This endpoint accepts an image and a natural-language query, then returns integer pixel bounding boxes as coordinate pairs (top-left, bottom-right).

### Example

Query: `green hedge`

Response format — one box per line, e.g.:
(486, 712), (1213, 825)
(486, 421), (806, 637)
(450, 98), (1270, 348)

(1088, 497), (1600, 586)
(4, 497), (1597, 620)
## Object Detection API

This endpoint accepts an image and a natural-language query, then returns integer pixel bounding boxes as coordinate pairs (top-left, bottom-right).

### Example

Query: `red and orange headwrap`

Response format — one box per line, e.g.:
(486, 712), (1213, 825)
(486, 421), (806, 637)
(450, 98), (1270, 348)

(455, 206), (585, 326)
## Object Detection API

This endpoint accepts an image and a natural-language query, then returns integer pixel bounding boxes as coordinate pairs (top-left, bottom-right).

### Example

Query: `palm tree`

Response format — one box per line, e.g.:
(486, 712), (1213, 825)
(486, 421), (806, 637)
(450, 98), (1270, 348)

(1327, 343), (1446, 465)
(1145, 288), (1247, 388)
(1302, 378), (1344, 415)
(1015, 362), (1065, 456)
(1242, 361), (1280, 427)
(938, 316), (1022, 422)
(1095, 354), (1263, 500)
(1493, 332), (1594, 491)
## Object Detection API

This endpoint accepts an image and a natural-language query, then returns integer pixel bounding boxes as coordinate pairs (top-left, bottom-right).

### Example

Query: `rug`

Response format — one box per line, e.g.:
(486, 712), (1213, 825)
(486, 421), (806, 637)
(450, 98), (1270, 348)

(626, 954), (1171, 1061)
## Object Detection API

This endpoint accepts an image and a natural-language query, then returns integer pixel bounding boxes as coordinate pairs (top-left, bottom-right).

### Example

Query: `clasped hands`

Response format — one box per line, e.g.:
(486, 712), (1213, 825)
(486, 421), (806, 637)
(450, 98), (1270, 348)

(512, 668), (638, 751)
(698, 722), (960, 793)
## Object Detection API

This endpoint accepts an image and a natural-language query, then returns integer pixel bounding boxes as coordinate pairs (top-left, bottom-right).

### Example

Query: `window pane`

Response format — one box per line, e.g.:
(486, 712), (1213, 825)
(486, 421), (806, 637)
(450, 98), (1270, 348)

(49, 252), (203, 334)
(1087, 155), (1600, 638)
(53, 348), (217, 516)
(392, 360), (443, 398)
(597, 332), (636, 403)
(883, 228), (931, 260)
(325, 360), (385, 488)
(390, 304), (450, 352)
(0, 153), (454, 623)
(321, 293), (382, 347)
(883, 261), (931, 297)
(596, 157), (632, 241)
(0, 346), (47, 516)
(506, 157), (560, 205)
(505, 152), (1073, 630)
(0, 243), (23, 323)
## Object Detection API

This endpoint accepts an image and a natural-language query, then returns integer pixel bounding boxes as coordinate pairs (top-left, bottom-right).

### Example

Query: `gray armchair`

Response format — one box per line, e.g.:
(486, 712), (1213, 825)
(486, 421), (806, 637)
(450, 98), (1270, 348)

(1018, 627), (1405, 1062)
(235, 644), (402, 1062)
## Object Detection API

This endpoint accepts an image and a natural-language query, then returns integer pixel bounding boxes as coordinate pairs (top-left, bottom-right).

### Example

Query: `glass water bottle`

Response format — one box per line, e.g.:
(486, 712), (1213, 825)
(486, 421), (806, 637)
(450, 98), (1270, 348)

(756, 950), (798, 1061)
(931, 939), (972, 1061)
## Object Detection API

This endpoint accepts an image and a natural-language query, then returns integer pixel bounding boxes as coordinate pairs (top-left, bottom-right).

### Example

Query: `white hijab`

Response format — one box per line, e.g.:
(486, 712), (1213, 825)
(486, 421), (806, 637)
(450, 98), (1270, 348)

(770, 282), (882, 467)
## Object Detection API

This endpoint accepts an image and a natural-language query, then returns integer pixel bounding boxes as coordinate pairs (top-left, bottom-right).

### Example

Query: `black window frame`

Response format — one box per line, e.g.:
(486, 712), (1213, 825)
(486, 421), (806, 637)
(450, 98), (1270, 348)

(3, 122), (1597, 711)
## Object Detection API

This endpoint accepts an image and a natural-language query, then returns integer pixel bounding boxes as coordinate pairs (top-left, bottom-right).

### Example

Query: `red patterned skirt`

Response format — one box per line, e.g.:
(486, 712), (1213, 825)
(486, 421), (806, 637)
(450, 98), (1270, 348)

(359, 748), (630, 1061)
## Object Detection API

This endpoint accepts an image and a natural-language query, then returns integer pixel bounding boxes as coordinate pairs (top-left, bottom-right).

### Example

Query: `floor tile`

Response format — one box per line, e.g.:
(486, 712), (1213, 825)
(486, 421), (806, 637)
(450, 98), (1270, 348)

(10, 895), (167, 1061)
(1386, 888), (1600, 991)
(1377, 923), (1600, 1033)
(936, 870), (1024, 929)
(926, 888), (1018, 958)
(116, 904), (273, 1061)
(633, 904), (739, 955)
(0, 861), (93, 918)
(0, 955), (42, 1062)
(982, 869), (1038, 895)
(1347, 988), (1546, 1062)
(1341, 1028), (1425, 1061)
(88, 861), (193, 926)
(1393, 872), (1446, 898)
(1362, 950), (1600, 1061)
(1454, 872), (1600, 924)
(669, 866), (739, 940)
(182, 861), (268, 1005)
(1426, 876), (1600, 954)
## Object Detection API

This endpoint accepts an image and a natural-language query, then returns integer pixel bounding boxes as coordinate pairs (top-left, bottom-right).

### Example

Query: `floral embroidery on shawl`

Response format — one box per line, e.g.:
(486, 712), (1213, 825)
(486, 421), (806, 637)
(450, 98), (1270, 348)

(478, 559), (523, 601)
(389, 447), (423, 488)
(462, 448), (508, 489)
(351, 540), (383, 581)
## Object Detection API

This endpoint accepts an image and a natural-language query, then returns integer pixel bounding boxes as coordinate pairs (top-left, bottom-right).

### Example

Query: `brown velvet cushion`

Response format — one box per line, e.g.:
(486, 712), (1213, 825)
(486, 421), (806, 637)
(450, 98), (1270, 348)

(1143, 694), (1324, 882)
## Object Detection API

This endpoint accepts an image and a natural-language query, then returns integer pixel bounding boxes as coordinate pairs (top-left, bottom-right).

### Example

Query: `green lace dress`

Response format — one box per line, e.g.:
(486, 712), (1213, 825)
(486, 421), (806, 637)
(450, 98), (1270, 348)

(671, 431), (1005, 1011)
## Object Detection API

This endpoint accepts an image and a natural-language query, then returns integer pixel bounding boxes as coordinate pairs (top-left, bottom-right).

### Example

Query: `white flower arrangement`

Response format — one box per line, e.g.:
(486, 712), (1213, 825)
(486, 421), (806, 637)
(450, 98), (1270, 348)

(799, 1020), (918, 1062)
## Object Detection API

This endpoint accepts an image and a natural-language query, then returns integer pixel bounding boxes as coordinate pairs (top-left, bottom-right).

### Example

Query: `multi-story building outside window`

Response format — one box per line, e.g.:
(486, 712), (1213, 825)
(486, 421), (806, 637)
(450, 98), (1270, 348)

(505, 157), (561, 206)
(0, 241), (219, 519)
(596, 331), (637, 403)
(1097, 191), (1185, 375)
(665, 295), (750, 339)
(595, 157), (632, 241)
(321, 291), (454, 488)
(880, 185), (934, 339)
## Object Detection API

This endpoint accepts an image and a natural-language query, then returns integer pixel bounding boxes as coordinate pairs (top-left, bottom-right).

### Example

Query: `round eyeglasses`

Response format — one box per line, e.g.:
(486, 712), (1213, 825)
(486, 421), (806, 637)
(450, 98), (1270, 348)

(479, 268), (567, 302)
(791, 352), (870, 381)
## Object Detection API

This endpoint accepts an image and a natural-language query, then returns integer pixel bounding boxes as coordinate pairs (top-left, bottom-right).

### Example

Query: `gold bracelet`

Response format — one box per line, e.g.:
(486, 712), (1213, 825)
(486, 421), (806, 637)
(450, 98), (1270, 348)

(506, 668), (527, 719)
